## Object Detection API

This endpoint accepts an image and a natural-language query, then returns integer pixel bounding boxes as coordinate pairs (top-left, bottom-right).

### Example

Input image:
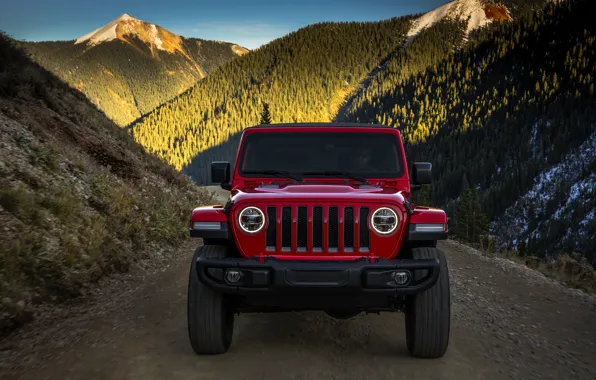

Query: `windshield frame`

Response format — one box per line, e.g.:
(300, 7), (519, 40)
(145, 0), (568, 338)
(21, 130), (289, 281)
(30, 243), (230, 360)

(235, 128), (406, 181)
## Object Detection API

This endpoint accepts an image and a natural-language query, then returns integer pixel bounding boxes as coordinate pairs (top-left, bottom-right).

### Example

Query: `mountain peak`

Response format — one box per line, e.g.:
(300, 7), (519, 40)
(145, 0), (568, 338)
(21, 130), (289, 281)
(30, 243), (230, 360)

(407, 0), (512, 41)
(74, 14), (182, 53)
(117, 13), (135, 21)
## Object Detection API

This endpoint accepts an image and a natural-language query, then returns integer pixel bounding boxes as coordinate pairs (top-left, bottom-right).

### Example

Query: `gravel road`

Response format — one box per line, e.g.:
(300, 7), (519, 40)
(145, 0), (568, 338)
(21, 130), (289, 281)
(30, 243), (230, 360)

(2, 187), (596, 380)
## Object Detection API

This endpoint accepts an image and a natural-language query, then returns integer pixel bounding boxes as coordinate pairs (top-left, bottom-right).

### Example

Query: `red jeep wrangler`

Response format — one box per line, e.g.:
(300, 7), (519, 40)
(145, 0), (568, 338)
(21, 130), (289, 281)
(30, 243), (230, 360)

(187, 123), (450, 358)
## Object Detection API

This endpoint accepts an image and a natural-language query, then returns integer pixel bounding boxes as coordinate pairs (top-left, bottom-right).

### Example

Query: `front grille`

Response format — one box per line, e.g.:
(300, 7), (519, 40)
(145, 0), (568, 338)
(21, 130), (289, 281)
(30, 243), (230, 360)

(265, 205), (370, 253)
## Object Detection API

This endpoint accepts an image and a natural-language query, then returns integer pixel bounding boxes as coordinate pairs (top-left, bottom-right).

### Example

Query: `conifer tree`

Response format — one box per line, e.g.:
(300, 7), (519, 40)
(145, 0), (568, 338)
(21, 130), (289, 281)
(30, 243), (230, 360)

(456, 182), (473, 241)
(456, 182), (490, 244)
(415, 185), (431, 206)
(260, 103), (272, 124)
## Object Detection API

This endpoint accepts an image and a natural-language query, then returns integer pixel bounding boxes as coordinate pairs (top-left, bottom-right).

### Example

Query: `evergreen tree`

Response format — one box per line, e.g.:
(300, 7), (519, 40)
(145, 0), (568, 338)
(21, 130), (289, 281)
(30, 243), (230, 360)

(456, 182), (473, 241)
(455, 183), (490, 244)
(469, 187), (490, 243)
(414, 185), (431, 206)
(260, 103), (272, 124)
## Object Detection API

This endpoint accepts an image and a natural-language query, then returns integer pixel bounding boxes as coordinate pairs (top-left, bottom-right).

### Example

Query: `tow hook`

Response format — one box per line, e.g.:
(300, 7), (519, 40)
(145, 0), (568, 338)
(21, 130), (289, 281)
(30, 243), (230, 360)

(223, 199), (234, 215)
(403, 200), (414, 216)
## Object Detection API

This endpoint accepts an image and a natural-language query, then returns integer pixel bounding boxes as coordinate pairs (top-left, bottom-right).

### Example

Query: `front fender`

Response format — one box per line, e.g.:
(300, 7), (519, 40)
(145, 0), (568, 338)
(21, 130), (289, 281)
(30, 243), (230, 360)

(189, 206), (230, 239)
(405, 206), (449, 241)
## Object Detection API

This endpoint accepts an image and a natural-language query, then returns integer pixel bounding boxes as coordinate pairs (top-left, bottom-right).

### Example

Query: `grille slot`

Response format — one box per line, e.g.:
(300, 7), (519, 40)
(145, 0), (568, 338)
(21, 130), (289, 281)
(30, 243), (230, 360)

(359, 207), (370, 251)
(343, 207), (354, 251)
(297, 206), (308, 251)
(266, 206), (277, 251)
(263, 205), (370, 253)
(312, 206), (323, 251)
(328, 207), (339, 251)
(281, 206), (292, 251)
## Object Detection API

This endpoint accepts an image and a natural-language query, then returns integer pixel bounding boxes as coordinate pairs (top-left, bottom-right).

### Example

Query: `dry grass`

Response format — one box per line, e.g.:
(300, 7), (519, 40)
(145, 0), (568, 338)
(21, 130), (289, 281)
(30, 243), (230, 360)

(0, 32), (213, 335)
(469, 237), (596, 293)
(509, 252), (596, 293)
(483, 4), (512, 22)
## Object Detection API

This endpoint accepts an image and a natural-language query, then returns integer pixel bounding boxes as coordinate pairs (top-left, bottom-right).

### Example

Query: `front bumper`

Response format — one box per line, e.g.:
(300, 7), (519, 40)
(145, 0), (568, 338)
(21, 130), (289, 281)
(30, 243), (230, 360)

(196, 256), (440, 296)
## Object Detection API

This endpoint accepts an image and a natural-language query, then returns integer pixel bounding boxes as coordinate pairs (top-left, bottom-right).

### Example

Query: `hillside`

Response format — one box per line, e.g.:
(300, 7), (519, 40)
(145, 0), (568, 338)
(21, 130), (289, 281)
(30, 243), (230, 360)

(19, 14), (247, 126)
(335, 0), (551, 124)
(344, 0), (596, 262)
(0, 33), (211, 335)
(130, 17), (414, 172)
(131, 0), (542, 183)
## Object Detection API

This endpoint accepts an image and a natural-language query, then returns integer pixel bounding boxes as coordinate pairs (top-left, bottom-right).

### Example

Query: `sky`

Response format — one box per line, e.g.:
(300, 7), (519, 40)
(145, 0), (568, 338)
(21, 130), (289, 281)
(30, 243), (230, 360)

(0, 0), (448, 49)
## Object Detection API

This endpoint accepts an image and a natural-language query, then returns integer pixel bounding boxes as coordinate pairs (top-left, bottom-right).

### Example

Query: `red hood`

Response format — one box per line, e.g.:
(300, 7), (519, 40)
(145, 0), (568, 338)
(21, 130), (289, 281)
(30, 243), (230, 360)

(229, 183), (408, 206)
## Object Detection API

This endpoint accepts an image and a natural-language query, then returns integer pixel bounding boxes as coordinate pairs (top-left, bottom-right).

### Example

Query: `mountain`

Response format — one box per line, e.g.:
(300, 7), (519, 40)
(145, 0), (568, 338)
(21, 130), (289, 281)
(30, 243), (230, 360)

(335, 0), (547, 124)
(130, 0), (538, 178)
(343, 0), (596, 262)
(130, 17), (415, 171)
(0, 33), (212, 334)
(19, 14), (248, 126)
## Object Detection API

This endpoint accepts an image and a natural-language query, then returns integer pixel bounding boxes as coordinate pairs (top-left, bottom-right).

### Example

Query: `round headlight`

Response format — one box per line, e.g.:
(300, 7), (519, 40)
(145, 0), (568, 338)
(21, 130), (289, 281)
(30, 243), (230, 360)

(238, 206), (265, 233)
(371, 207), (398, 235)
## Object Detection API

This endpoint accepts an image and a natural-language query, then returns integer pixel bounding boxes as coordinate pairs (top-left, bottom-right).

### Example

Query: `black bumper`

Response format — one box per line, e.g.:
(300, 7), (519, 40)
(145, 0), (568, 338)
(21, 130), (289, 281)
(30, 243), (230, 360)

(195, 255), (441, 296)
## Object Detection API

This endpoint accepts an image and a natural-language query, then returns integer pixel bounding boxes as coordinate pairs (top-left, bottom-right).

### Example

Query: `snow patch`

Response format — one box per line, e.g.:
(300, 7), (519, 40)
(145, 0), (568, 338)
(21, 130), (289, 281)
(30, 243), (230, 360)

(493, 131), (596, 252)
(150, 24), (164, 50)
(530, 122), (539, 158)
(581, 209), (596, 227)
(407, 1), (454, 40)
(75, 13), (169, 52)
(76, 14), (135, 45)
(406, 0), (508, 42)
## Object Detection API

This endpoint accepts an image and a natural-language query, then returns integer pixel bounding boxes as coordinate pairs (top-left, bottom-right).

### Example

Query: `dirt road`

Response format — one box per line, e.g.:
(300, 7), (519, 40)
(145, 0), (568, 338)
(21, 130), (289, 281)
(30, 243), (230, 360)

(2, 188), (596, 380)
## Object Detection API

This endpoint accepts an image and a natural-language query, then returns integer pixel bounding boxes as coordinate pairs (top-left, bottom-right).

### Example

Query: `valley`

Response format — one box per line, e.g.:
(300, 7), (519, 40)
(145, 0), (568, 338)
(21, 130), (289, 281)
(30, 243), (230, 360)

(1, 0), (595, 378)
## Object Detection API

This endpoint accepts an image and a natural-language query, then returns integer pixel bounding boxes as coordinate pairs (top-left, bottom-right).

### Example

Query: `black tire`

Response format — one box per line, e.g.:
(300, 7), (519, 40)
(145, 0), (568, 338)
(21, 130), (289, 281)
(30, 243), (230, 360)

(187, 245), (235, 354)
(404, 247), (451, 358)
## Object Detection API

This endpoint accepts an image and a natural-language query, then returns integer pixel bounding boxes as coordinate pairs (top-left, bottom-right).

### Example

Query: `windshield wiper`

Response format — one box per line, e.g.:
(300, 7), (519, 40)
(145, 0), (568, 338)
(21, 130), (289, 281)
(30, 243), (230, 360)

(243, 170), (303, 182)
(302, 171), (368, 184)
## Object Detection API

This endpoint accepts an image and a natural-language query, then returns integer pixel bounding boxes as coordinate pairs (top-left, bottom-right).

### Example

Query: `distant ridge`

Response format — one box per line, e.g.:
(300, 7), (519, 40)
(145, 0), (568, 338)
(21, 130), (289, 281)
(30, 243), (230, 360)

(20, 14), (248, 126)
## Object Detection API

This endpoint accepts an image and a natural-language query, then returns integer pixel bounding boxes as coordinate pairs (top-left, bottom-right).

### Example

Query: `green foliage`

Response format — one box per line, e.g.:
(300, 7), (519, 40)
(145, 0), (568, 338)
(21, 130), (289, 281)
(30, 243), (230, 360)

(0, 185), (40, 222)
(413, 185), (431, 206)
(28, 144), (59, 171)
(19, 37), (242, 126)
(260, 102), (272, 124)
(131, 17), (414, 173)
(455, 182), (490, 244)
(500, 251), (596, 293)
(338, 17), (467, 127)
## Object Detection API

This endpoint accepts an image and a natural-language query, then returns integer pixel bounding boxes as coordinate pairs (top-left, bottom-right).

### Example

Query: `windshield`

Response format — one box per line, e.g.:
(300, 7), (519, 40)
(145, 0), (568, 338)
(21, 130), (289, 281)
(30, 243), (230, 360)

(238, 131), (404, 179)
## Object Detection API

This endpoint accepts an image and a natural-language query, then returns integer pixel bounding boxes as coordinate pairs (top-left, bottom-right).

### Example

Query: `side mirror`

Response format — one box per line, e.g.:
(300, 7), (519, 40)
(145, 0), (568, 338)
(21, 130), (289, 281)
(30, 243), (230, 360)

(211, 161), (231, 190)
(412, 162), (432, 185)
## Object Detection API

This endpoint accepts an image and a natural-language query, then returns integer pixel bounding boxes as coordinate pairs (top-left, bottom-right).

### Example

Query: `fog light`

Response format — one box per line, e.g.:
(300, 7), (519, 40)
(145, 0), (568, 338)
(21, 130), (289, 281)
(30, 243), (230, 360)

(225, 269), (242, 284)
(392, 271), (410, 285)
